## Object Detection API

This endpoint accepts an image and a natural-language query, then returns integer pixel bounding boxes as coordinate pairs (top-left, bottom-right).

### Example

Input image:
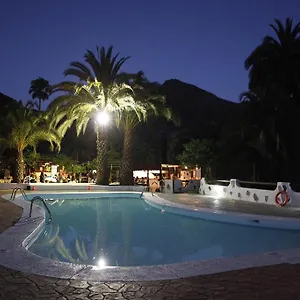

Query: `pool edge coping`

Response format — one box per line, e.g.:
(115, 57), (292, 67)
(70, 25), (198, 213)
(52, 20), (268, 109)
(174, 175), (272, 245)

(145, 194), (300, 230)
(0, 192), (299, 281)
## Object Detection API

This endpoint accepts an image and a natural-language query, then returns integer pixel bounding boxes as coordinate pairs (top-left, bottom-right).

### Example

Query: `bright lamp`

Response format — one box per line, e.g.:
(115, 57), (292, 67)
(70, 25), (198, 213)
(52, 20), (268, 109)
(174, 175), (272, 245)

(96, 111), (109, 126)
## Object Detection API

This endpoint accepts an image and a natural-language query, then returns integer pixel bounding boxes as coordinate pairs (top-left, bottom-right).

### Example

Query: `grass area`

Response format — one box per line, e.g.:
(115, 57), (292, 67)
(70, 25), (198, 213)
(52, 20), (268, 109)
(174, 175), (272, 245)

(0, 190), (23, 234)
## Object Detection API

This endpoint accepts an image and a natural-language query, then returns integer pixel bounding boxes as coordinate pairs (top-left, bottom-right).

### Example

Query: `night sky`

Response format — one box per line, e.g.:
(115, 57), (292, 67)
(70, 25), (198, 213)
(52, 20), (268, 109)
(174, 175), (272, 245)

(0, 0), (299, 110)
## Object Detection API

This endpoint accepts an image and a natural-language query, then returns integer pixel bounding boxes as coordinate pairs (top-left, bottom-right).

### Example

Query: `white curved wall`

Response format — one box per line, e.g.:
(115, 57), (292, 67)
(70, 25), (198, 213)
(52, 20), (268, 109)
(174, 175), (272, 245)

(199, 178), (300, 207)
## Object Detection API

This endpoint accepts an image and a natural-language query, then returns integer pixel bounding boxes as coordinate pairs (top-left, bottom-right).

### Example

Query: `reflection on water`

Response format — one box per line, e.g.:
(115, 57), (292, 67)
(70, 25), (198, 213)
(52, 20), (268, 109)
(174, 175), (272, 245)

(30, 197), (300, 267)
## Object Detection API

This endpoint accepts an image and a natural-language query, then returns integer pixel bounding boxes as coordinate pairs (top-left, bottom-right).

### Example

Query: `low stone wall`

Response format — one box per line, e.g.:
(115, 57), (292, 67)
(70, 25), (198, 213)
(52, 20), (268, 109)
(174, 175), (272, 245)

(0, 183), (144, 192)
(163, 179), (200, 193)
(0, 183), (27, 190)
(199, 178), (300, 207)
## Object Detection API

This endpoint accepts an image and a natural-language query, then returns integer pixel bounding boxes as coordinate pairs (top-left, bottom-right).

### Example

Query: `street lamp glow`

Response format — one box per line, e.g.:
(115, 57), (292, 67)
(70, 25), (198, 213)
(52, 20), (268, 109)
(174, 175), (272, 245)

(96, 111), (110, 125)
(97, 258), (106, 268)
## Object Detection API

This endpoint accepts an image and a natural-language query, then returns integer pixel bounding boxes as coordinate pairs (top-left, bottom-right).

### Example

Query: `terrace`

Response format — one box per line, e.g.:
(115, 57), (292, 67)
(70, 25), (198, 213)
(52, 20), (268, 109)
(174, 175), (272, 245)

(1, 189), (300, 299)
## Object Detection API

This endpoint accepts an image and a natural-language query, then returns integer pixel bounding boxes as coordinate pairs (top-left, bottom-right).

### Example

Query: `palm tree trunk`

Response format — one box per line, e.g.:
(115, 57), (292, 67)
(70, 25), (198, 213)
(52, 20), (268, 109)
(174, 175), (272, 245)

(120, 128), (133, 185)
(38, 98), (42, 111)
(96, 127), (109, 185)
(16, 150), (24, 183)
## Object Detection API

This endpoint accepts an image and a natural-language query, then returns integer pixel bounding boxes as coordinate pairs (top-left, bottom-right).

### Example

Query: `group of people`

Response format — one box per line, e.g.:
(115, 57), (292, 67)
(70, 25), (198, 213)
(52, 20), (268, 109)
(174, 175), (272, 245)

(24, 170), (97, 184)
(134, 177), (149, 185)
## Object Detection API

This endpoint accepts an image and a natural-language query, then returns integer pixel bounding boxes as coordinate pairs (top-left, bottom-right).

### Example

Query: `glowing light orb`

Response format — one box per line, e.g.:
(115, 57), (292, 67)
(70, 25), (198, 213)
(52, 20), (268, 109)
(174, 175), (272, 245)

(97, 258), (106, 268)
(96, 111), (110, 125)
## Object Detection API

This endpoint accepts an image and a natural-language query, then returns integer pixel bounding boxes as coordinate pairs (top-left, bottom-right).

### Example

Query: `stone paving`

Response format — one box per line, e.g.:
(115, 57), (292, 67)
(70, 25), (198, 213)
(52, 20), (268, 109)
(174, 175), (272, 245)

(0, 191), (22, 232)
(160, 193), (300, 218)
(1, 262), (300, 299)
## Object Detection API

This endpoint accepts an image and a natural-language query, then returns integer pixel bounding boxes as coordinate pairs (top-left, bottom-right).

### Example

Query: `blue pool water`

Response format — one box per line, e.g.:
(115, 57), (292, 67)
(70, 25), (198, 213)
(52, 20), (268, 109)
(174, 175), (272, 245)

(29, 195), (300, 267)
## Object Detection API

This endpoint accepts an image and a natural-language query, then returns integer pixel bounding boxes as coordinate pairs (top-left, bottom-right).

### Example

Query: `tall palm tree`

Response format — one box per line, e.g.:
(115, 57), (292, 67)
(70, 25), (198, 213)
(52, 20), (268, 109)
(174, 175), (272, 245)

(244, 18), (300, 181)
(239, 90), (289, 181)
(29, 77), (51, 111)
(51, 46), (131, 185)
(116, 72), (173, 185)
(50, 80), (139, 185)
(0, 106), (61, 183)
(51, 45), (130, 96)
(245, 18), (300, 103)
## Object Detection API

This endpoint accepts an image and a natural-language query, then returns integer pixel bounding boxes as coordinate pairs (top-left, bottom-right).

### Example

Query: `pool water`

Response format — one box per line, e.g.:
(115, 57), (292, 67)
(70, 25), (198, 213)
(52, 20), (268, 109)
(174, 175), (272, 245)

(29, 196), (300, 267)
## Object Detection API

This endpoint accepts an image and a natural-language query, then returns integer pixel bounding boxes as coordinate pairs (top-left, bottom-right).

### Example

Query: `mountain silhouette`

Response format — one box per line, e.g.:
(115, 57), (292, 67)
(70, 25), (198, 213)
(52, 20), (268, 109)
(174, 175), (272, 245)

(0, 80), (242, 164)
(161, 79), (240, 137)
(0, 92), (18, 106)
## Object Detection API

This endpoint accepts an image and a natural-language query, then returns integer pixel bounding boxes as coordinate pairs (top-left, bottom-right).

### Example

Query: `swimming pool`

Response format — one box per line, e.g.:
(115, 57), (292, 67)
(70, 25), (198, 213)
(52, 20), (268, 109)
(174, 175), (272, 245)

(28, 192), (300, 267)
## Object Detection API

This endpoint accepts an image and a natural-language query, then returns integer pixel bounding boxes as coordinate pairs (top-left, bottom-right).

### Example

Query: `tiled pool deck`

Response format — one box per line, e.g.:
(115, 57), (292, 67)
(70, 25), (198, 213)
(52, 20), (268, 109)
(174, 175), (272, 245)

(1, 190), (300, 299)
(160, 193), (300, 218)
(2, 263), (300, 299)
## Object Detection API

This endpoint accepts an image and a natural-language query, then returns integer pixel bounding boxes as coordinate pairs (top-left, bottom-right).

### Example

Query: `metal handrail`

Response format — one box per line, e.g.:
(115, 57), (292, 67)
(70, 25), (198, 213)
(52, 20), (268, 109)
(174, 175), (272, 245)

(208, 179), (277, 186)
(10, 188), (52, 222)
(140, 185), (154, 198)
(29, 196), (52, 222)
(10, 187), (29, 202)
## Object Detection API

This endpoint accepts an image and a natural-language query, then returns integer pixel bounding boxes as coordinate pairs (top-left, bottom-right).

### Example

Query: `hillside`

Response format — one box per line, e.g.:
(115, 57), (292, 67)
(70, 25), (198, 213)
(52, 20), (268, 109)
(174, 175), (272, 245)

(161, 79), (240, 137)
(0, 92), (18, 107)
(0, 81), (243, 165)
(0, 93), (22, 122)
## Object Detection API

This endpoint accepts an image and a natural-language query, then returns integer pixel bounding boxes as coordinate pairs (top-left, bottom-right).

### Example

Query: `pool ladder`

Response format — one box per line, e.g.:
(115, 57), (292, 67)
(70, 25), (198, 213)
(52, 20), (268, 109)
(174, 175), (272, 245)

(140, 186), (154, 198)
(10, 187), (29, 201)
(10, 188), (52, 222)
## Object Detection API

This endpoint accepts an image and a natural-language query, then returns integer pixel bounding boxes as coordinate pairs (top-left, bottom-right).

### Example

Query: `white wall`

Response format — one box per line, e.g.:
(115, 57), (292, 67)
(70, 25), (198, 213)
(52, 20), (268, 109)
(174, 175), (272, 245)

(0, 183), (144, 192)
(0, 183), (27, 190)
(163, 179), (200, 193)
(199, 178), (300, 207)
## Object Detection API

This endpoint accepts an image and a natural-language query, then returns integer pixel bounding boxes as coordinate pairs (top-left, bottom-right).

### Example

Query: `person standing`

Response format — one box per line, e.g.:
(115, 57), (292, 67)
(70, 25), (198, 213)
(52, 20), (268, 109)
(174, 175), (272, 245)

(40, 172), (45, 183)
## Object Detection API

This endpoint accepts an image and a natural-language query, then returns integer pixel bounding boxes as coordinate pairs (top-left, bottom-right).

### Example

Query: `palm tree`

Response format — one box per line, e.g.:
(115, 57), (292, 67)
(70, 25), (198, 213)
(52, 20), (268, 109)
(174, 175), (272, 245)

(245, 18), (300, 103)
(239, 90), (289, 181)
(29, 77), (51, 111)
(244, 18), (300, 181)
(50, 80), (139, 185)
(116, 72), (173, 185)
(0, 106), (61, 183)
(50, 46), (131, 185)
(51, 45), (130, 96)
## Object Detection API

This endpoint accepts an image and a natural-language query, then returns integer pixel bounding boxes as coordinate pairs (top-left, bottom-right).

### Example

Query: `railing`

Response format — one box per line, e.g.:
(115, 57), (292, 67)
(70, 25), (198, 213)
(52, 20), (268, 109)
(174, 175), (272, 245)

(29, 196), (52, 222)
(10, 187), (29, 201)
(138, 187), (152, 211)
(140, 186), (146, 198)
(206, 179), (278, 190)
(140, 186), (154, 198)
(10, 188), (52, 222)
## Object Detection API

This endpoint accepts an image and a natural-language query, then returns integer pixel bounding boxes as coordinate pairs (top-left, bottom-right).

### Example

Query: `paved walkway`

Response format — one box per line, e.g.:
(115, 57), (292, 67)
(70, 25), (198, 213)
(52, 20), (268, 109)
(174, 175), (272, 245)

(0, 191), (22, 232)
(1, 191), (300, 299)
(1, 262), (300, 299)
(160, 193), (300, 218)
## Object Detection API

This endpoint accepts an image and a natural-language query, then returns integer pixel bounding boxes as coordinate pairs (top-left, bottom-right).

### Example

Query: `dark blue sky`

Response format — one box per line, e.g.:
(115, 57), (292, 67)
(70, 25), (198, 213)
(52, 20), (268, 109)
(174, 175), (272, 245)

(0, 0), (299, 109)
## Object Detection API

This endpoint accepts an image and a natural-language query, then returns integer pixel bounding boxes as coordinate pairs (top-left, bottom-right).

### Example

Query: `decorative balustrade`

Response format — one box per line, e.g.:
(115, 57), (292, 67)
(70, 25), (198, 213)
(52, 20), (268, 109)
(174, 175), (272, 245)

(199, 178), (300, 207)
